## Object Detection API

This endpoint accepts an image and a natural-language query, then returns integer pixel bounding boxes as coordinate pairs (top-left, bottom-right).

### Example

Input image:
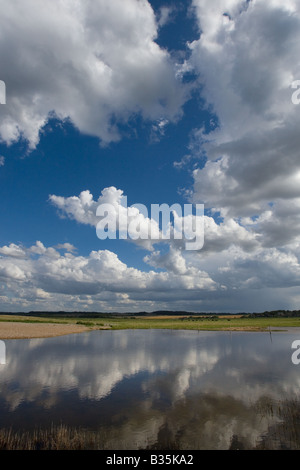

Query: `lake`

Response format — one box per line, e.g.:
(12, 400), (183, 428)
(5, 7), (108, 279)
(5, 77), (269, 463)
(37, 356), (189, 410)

(0, 328), (300, 450)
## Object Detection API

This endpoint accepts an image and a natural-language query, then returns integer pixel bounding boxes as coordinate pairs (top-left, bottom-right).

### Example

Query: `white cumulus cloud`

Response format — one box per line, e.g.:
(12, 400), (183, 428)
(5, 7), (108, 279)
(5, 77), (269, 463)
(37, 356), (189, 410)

(187, 0), (300, 219)
(0, 0), (187, 149)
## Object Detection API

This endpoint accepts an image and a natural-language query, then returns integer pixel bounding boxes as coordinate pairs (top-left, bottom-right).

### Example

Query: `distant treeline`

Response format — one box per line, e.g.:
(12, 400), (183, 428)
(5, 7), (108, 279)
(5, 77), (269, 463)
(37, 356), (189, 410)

(0, 309), (300, 318)
(247, 310), (300, 318)
(0, 310), (212, 318)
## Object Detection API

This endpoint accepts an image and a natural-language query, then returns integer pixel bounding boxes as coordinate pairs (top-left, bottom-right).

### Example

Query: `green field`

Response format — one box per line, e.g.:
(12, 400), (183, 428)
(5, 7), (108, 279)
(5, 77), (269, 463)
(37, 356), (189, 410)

(1, 313), (300, 331)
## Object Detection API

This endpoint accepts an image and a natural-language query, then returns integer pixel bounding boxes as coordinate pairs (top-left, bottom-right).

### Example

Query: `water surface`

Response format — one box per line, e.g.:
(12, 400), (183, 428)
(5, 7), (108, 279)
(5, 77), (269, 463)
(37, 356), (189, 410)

(0, 328), (300, 449)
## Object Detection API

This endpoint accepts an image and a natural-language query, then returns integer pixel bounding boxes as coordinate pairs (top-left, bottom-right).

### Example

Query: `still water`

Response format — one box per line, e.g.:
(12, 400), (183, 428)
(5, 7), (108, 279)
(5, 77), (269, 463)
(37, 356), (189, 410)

(0, 328), (300, 449)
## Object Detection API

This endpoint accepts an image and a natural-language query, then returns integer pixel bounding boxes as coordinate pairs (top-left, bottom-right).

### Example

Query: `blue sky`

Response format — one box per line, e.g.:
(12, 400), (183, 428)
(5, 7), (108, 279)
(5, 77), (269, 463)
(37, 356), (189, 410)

(0, 0), (300, 313)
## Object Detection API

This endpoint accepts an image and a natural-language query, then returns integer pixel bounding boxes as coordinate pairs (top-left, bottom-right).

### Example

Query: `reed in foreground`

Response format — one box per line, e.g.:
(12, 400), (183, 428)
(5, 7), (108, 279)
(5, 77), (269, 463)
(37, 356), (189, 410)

(0, 425), (106, 450)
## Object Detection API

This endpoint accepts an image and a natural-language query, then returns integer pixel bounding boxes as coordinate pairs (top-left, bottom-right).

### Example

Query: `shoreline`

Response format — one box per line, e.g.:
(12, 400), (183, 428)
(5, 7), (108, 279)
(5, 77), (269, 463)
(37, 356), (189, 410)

(1, 315), (300, 339)
(0, 321), (93, 339)
(0, 321), (268, 339)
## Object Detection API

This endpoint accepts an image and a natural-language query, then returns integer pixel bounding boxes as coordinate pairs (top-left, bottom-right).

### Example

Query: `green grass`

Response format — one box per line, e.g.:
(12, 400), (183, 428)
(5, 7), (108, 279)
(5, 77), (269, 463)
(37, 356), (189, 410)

(101, 316), (300, 331)
(1, 314), (300, 331)
(0, 315), (69, 324)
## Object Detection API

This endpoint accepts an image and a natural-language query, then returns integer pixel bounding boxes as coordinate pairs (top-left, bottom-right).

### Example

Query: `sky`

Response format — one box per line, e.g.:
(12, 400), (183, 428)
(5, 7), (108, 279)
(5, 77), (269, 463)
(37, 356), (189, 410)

(0, 0), (300, 313)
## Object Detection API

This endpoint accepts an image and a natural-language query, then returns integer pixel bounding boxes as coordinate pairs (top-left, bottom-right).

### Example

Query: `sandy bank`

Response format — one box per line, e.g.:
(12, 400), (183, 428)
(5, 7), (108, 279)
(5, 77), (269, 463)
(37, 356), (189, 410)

(0, 322), (92, 339)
